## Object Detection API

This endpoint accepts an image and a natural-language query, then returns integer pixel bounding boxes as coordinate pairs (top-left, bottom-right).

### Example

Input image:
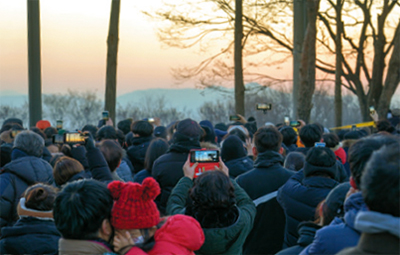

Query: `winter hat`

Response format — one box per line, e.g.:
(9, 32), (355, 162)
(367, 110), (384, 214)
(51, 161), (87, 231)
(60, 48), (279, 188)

(36, 120), (51, 130)
(303, 147), (337, 178)
(221, 135), (247, 162)
(324, 182), (351, 218)
(154, 126), (167, 139)
(2, 118), (23, 128)
(391, 108), (400, 117)
(176, 118), (201, 138)
(343, 130), (363, 140)
(108, 178), (161, 229)
(215, 123), (228, 132)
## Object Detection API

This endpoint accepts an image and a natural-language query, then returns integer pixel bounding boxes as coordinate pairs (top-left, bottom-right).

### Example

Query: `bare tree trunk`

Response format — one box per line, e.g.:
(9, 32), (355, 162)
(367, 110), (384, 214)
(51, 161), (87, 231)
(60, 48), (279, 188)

(105, 0), (121, 124)
(27, 0), (42, 126)
(298, 0), (320, 123)
(378, 21), (400, 119)
(334, 0), (343, 127)
(293, 0), (308, 120)
(234, 0), (245, 115)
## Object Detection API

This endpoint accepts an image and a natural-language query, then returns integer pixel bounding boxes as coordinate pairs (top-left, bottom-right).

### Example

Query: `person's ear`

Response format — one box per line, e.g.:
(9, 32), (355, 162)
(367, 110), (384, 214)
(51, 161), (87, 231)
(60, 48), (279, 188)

(350, 176), (358, 190)
(252, 146), (258, 157)
(100, 218), (113, 240)
(279, 147), (284, 155)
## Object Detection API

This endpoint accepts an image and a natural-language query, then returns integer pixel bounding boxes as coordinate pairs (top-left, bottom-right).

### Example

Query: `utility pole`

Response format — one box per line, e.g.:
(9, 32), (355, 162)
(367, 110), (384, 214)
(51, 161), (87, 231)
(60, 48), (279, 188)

(27, 0), (42, 127)
(234, 0), (245, 115)
(292, 0), (308, 120)
(335, 0), (343, 127)
(105, 0), (121, 124)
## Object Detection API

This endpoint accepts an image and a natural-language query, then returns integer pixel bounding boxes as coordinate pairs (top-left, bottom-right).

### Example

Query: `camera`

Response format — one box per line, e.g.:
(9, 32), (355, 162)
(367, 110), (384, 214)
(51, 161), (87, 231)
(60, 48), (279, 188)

(290, 121), (301, 127)
(256, 103), (272, 111)
(102, 111), (109, 121)
(229, 115), (241, 121)
(190, 149), (220, 178)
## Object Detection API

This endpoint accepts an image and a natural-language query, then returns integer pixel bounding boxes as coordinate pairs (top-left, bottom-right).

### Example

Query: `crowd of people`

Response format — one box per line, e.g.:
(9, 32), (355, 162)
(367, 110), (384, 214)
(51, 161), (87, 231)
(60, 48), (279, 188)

(0, 110), (399, 255)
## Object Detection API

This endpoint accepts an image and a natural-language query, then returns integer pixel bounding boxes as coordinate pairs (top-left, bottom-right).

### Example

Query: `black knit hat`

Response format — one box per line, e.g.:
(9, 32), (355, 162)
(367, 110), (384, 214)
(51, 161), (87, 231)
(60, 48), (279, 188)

(221, 135), (247, 162)
(176, 118), (201, 138)
(343, 130), (363, 140)
(304, 147), (337, 178)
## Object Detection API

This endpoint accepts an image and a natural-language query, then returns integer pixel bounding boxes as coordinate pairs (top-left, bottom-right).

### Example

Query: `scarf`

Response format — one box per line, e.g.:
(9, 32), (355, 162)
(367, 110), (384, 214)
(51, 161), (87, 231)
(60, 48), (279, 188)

(355, 211), (400, 238)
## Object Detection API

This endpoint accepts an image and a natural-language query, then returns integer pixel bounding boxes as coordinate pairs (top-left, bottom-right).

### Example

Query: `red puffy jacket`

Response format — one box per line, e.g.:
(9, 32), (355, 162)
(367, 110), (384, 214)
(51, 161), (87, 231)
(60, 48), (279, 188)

(127, 214), (205, 255)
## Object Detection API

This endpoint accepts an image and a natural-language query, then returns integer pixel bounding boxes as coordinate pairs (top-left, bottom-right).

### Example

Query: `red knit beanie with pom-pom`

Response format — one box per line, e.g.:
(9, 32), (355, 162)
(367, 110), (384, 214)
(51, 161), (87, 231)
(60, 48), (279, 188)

(107, 177), (161, 229)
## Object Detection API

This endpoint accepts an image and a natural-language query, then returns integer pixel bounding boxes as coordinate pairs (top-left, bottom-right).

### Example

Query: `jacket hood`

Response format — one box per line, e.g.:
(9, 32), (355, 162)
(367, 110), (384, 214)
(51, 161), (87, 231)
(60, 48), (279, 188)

(344, 192), (367, 230)
(198, 207), (245, 254)
(2, 156), (54, 186)
(1, 217), (60, 238)
(131, 136), (152, 146)
(254, 150), (284, 168)
(225, 156), (253, 178)
(155, 214), (204, 251)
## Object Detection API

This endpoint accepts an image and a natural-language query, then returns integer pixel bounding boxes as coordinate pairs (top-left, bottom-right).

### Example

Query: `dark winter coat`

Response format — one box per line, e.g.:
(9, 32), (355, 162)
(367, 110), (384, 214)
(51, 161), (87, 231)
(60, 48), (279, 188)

(276, 222), (321, 255)
(133, 169), (152, 184)
(299, 192), (365, 255)
(152, 142), (200, 215)
(225, 156), (253, 178)
(0, 151), (54, 228)
(167, 177), (256, 255)
(127, 136), (152, 173)
(235, 150), (294, 255)
(116, 159), (134, 182)
(0, 217), (60, 254)
(277, 170), (339, 248)
(336, 233), (400, 255)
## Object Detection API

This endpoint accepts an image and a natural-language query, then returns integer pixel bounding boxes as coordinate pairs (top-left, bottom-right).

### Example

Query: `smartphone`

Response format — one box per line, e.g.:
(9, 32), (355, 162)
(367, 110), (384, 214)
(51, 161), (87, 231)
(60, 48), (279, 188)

(102, 111), (109, 121)
(148, 118), (155, 123)
(369, 106), (375, 115)
(52, 134), (64, 144)
(351, 125), (357, 131)
(290, 121), (301, 127)
(56, 120), (63, 130)
(65, 132), (87, 144)
(315, 142), (326, 147)
(229, 115), (241, 121)
(284, 116), (290, 126)
(190, 149), (220, 178)
(256, 103), (272, 111)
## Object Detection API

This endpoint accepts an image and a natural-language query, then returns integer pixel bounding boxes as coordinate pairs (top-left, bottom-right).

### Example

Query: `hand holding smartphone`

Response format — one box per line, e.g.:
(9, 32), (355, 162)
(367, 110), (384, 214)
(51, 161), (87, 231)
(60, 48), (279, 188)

(189, 149), (220, 178)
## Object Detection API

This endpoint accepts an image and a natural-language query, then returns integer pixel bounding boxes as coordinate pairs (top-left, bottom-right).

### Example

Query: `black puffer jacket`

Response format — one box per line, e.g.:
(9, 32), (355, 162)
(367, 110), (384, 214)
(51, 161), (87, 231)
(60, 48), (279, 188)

(0, 152), (54, 229)
(277, 170), (339, 248)
(225, 156), (253, 178)
(127, 136), (152, 173)
(152, 142), (200, 215)
(236, 150), (294, 255)
(0, 217), (60, 254)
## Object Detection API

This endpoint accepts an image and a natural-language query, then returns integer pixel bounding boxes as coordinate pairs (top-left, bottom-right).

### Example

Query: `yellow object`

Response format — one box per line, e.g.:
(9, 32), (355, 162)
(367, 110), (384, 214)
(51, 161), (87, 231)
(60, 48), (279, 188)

(329, 121), (376, 131)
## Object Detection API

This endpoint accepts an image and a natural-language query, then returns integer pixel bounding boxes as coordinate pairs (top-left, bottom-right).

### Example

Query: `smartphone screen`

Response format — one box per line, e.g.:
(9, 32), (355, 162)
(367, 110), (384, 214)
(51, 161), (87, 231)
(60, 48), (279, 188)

(369, 106), (375, 114)
(290, 121), (300, 127)
(229, 115), (240, 121)
(102, 111), (109, 121)
(256, 103), (272, 110)
(65, 133), (86, 144)
(190, 150), (219, 163)
(314, 142), (326, 147)
(52, 134), (64, 144)
(56, 120), (63, 130)
(284, 116), (290, 125)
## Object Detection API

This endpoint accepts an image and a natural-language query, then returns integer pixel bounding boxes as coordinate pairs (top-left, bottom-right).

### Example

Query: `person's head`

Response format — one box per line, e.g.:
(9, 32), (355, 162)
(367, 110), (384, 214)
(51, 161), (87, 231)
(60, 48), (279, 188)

(36, 120), (51, 130)
(172, 118), (201, 144)
(221, 135), (247, 162)
(18, 183), (58, 217)
(96, 125), (117, 141)
(131, 120), (153, 137)
(53, 156), (85, 186)
(320, 182), (351, 226)
(116, 129), (126, 147)
(284, 152), (305, 171)
(186, 171), (236, 228)
(144, 138), (169, 174)
(322, 133), (340, 148)
(280, 126), (297, 147)
(107, 178), (160, 230)
(224, 128), (247, 144)
(299, 124), (323, 147)
(13, 130), (44, 157)
(376, 120), (394, 133)
(361, 143), (400, 217)
(254, 126), (283, 153)
(98, 140), (125, 172)
(214, 122), (228, 132)
(82, 124), (98, 138)
(30, 126), (47, 140)
(200, 125), (216, 144)
(43, 127), (58, 140)
(303, 147), (337, 179)
(2, 118), (23, 128)
(53, 179), (113, 240)
(154, 126), (167, 139)
(348, 135), (398, 189)
(117, 119), (133, 135)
